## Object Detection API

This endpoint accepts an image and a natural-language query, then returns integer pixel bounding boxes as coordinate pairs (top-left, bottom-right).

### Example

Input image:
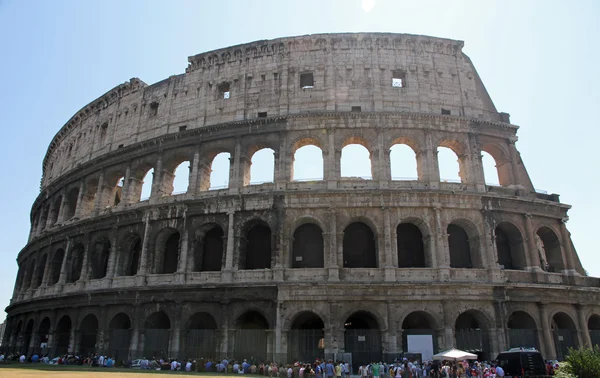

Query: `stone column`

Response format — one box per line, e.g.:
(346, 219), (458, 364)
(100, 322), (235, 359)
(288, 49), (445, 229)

(150, 153), (163, 200)
(467, 133), (486, 192)
(73, 180), (86, 219)
(274, 302), (283, 358)
(93, 171), (106, 215)
(523, 214), (542, 271)
(424, 131), (439, 189)
(222, 211), (236, 283)
(538, 303), (556, 359)
(119, 164), (132, 205)
(79, 234), (92, 282)
(481, 213), (499, 271)
(507, 138), (520, 186)
(327, 208), (339, 281)
(560, 218), (579, 275)
(324, 130), (339, 189)
(274, 133), (290, 189)
(576, 305), (592, 348)
(386, 301), (398, 354)
(380, 143), (392, 183)
(56, 189), (68, 223)
(137, 212), (152, 277)
(57, 238), (72, 284)
(441, 300), (455, 350)
(177, 211), (189, 283)
(106, 227), (119, 279)
(40, 253), (53, 286)
(220, 303), (230, 357)
(229, 139), (242, 192)
(129, 308), (142, 359)
(382, 208), (394, 281)
(188, 145), (201, 195)
(434, 208), (450, 280)
(169, 314), (181, 359)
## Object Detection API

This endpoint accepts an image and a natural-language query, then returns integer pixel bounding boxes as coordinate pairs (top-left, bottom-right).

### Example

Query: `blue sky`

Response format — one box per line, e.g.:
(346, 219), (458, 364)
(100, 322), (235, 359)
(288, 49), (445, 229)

(0, 0), (598, 322)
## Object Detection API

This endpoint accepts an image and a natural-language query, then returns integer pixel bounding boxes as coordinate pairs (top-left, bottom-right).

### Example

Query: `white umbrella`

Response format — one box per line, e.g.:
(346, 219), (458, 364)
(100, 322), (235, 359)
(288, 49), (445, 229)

(432, 348), (478, 361)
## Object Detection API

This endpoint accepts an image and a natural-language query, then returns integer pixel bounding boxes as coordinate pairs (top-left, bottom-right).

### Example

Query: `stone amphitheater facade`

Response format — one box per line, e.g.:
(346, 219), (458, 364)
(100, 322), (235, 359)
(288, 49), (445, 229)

(4, 33), (600, 365)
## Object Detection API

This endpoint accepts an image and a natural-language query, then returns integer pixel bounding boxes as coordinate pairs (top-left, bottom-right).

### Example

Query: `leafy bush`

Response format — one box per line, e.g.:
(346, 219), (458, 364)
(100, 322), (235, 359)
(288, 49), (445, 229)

(563, 346), (600, 378)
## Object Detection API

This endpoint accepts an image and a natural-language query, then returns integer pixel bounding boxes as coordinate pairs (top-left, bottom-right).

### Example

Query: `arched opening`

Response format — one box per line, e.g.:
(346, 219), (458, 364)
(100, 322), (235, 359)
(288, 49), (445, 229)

(37, 317), (51, 354)
(455, 311), (490, 360)
(34, 254), (47, 288)
(288, 312), (325, 363)
(397, 223), (426, 268)
(401, 312), (438, 359)
(194, 225), (224, 272)
(13, 320), (23, 353)
(67, 244), (84, 283)
(79, 178), (98, 218)
(241, 222), (272, 270)
(90, 238), (110, 279)
(234, 311), (269, 361)
(171, 161), (191, 195)
(153, 229), (180, 274)
(437, 145), (463, 183)
(495, 223), (526, 270)
(113, 176), (125, 206)
(448, 223), (479, 269)
(344, 311), (381, 371)
(481, 151), (500, 186)
(121, 236), (141, 276)
(143, 311), (171, 359)
(390, 143), (419, 180)
(109, 313), (131, 364)
(552, 312), (578, 360)
(343, 222), (377, 268)
(537, 227), (564, 272)
(47, 196), (63, 227)
(48, 249), (65, 285)
(588, 315), (600, 347)
(507, 311), (539, 349)
(23, 320), (34, 355)
(292, 223), (324, 268)
(64, 187), (79, 220)
(341, 143), (372, 179)
(184, 312), (218, 359)
(140, 168), (154, 201)
(79, 314), (99, 357)
(292, 144), (323, 181)
(26, 259), (36, 289)
(248, 148), (275, 185)
(209, 152), (231, 190)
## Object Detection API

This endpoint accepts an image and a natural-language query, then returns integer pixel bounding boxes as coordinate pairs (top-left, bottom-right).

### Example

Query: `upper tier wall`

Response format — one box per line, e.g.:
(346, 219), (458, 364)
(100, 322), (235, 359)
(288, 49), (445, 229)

(41, 33), (503, 189)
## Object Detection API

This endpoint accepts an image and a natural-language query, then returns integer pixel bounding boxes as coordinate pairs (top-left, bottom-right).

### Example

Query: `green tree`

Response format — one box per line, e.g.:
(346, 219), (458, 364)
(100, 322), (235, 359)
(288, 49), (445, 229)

(563, 346), (600, 378)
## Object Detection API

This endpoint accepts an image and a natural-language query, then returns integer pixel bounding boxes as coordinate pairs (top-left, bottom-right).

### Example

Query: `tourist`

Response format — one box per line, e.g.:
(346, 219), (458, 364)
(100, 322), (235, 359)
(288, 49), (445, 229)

(335, 361), (342, 378)
(19, 354), (26, 363)
(326, 360), (335, 378)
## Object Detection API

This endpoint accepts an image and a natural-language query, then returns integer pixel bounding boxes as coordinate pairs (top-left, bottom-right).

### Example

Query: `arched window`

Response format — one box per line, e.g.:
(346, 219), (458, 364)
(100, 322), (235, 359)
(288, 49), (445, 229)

(588, 315), (600, 347)
(235, 311), (269, 361)
(47, 196), (63, 227)
(241, 222), (272, 270)
(37, 317), (51, 351)
(344, 311), (381, 370)
(119, 236), (141, 277)
(437, 146), (461, 183)
(184, 312), (218, 359)
(209, 152), (231, 190)
(293, 145), (323, 181)
(481, 151), (500, 186)
(507, 311), (538, 349)
(91, 238), (110, 279)
(292, 223), (324, 268)
(455, 311), (490, 360)
(172, 161), (190, 194)
(79, 314), (99, 357)
(448, 223), (477, 268)
(495, 223), (526, 270)
(288, 312), (325, 362)
(154, 230), (180, 274)
(390, 144), (418, 180)
(248, 148), (275, 185)
(343, 222), (377, 268)
(481, 144), (512, 186)
(341, 144), (372, 179)
(194, 225), (224, 272)
(113, 176), (124, 206)
(536, 227), (564, 272)
(140, 168), (154, 201)
(143, 311), (171, 358)
(34, 254), (48, 287)
(64, 187), (79, 220)
(552, 312), (578, 360)
(67, 244), (84, 283)
(397, 223), (426, 268)
(55, 316), (72, 355)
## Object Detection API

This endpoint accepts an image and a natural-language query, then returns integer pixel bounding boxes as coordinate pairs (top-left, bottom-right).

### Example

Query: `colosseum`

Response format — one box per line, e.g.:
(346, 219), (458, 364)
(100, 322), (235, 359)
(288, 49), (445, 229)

(4, 33), (600, 366)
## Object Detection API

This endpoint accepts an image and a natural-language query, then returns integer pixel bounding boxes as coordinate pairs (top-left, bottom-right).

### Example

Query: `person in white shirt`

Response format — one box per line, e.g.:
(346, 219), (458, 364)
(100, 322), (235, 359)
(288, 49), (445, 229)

(171, 359), (178, 370)
(98, 355), (104, 366)
(19, 354), (26, 363)
(186, 360), (192, 371)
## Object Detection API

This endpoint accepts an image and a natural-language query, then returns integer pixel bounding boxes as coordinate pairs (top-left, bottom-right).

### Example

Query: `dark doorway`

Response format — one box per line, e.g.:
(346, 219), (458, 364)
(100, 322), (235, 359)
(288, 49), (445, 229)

(91, 239), (110, 279)
(34, 254), (47, 287)
(67, 244), (84, 283)
(162, 233), (180, 274)
(537, 227), (564, 272)
(495, 223), (526, 270)
(401, 312), (437, 355)
(126, 238), (141, 276)
(243, 223), (272, 270)
(144, 311), (171, 359)
(455, 311), (489, 360)
(195, 226), (224, 272)
(109, 313), (131, 364)
(507, 311), (538, 349)
(288, 312), (325, 362)
(234, 311), (268, 361)
(343, 223), (377, 268)
(48, 249), (64, 285)
(54, 316), (72, 356)
(397, 224), (426, 268)
(23, 320), (34, 355)
(79, 314), (99, 357)
(185, 312), (218, 359)
(588, 315), (600, 347)
(448, 224), (473, 268)
(344, 311), (381, 371)
(292, 224), (324, 268)
(37, 317), (51, 355)
(552, 312), (578, 360)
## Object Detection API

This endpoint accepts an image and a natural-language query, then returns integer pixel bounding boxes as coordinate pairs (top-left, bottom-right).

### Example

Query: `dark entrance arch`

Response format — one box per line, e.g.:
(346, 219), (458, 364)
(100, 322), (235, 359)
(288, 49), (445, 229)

(79, 314), (99, 356)
(401, 312), (438, 356)
(507, 311), (539, 349)
(184, 312), (218, 359)
(91, 239), (110, 279)
(22, 320), (34, 355)
(288, 312), (325, 362)
(242, 222), (272, 270)
(234, 311), (269, 361)
(397, 223), (426, 268)
(67, 244), (84, 283)
(448, 224), (473, 268)
(292, 224), (324, 268)
(48, 249), (64, 285)
(120, 236), (141, 276)
(552, 312), (578, 360)
(155, 230), (180, 274)
(537, 227), (564, 272)
(37, 317), (51, 355)
(343, 223), (377, 268)
(54, 316), (72, 356)
(109, 313), (131, 363)
(455, 311), (490, 360)
(34, 254), (47, 287)
(588, 315), (600, 347)
(144, 311), (171, 359)
(495, 223), (526, 270)
(344, 311), (381, 371)
(194, 225), (224, 272)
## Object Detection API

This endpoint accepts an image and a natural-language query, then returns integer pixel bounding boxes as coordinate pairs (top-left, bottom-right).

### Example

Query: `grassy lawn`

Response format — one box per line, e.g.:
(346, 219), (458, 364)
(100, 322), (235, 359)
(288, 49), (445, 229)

(0, 363), (236, 377)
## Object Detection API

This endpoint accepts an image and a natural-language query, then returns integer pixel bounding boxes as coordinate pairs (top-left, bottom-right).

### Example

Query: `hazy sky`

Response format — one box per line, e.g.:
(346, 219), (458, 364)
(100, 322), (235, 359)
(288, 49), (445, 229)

(0, 0), (598, 322)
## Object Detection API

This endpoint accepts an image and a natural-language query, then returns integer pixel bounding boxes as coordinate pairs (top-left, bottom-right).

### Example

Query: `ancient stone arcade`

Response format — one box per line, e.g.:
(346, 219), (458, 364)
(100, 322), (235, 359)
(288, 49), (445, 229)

(5, 33), (600, 366)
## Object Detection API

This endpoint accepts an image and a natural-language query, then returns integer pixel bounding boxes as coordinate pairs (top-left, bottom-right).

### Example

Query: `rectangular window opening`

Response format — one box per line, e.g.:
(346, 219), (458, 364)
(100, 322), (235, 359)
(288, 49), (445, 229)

(118, 144), (124, 149)
(351, 106), (362, 113)
(258, 112), (268, 118)
(149, 101), (159, 116)
(392, 70), (406, 88)
(441, 108), (451, 115)
(179, 125), (187, 132)
(218, 82), (231, 99)
(300, 72), (314, 89)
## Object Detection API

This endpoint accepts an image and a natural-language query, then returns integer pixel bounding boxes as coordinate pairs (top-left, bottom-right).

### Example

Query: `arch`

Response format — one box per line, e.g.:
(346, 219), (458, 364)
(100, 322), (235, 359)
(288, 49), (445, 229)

(153, 228), (180, 274)
(119, 234), (141, 277)
(481, 143), (511, 186)
(292, 223), (324, 268)
(90, 237), (110, 279)
(495, 222), (526, 270)
(292, 138), (324, 181)
(48, 249), (65, 285)
(344, 311), (381, 370)
(108, 312), (131, 363)
(448, 220), (482, 269)
(507, 311), (539, 349)
(22, 319), (34, 354)
(288, 311), (325, 362)
(234, 310), (269, 361)
(79, 177), (98, 217)
(397, 223), (427, 268)
(103, 171), (126, 207)
(455, 310), (490, 360)
(139, 168), (154, 201)
(55, 315), (72, 355)
(536, 226), (564, 272)
(63, 187), (80, 220)
(552, 312), (578, 360)
(26, 259), (36, 289)
(37, 317), (51, 351)
(588, 314), (600, 347)
(401, 311), (439, 356)
(47, 196), (63, 227)
(193, 224), (224, 272)
(161, 150), (193, 196)
(390, 140), (420, 180)
(171, 160), (191, 195)
(34, 254), (48, 287)
(79, 314), (99, 356)
(341, 142), (372, 179)
(241, 221), (272, 270)
(343, 222), (377, 268)
(143, 311), (171, 359)
(207, 152), (231, 190)
(481, 151), (500, 186)
(438, 140), (466, 183)
(67, 243), (84, 283)
(248, 148), (275, 185)
(184, 312), (218, 359)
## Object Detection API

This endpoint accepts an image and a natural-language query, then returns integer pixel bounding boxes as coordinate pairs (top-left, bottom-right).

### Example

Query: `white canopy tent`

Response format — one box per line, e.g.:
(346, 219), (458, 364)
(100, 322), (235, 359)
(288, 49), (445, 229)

(432, 348), (478, 361)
